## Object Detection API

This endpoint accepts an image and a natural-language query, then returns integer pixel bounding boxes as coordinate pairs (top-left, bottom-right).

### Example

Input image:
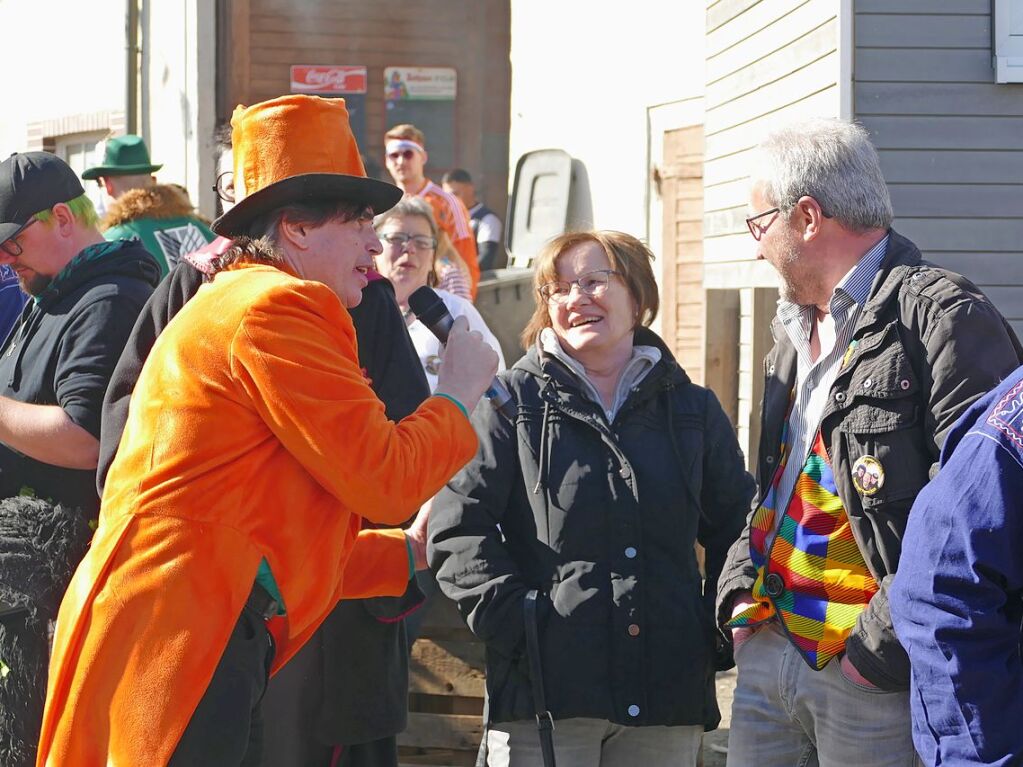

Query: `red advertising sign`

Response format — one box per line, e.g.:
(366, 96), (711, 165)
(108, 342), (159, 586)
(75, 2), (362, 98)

(290, 65), (368, 94)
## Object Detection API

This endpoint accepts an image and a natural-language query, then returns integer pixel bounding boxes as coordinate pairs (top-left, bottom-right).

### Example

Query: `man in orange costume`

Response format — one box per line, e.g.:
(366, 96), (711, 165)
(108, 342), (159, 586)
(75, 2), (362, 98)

(36, 95), (498, 766)
(383, 123), (480, 295)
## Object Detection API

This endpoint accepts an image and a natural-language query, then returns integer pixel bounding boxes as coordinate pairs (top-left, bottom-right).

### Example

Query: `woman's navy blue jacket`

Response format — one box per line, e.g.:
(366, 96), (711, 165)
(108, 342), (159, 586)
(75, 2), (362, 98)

(429, 327), (755, 728)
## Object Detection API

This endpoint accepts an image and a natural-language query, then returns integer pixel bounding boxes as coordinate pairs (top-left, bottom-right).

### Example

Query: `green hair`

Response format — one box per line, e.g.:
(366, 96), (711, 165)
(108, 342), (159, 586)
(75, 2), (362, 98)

(34, 193), (99, 229)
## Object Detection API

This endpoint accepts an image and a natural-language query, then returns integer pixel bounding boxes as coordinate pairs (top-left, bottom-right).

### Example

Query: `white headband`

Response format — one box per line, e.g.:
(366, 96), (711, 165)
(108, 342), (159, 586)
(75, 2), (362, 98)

(386, 139), (425, 156)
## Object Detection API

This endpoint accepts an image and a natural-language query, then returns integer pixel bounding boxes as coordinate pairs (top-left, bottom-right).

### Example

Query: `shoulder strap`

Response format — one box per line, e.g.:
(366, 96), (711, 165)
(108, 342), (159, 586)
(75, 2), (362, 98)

(524, 590), (557, 767)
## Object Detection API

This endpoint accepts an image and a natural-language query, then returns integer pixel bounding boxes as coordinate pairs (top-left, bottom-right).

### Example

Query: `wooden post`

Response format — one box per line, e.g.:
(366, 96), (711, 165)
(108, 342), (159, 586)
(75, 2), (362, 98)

(746, 286), (779, 470)
(702, 289), (740, 428)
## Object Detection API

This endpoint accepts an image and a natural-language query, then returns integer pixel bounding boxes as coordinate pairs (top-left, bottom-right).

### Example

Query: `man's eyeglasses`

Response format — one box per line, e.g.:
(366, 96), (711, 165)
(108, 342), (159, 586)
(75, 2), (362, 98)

(538, 269), (619, 304)
(746, 207), (780, 241)
(381, 232), (436, 251)
(387, 150), (416, 162)
(0, 217), (43, 258)
(213, 171), (235, 204)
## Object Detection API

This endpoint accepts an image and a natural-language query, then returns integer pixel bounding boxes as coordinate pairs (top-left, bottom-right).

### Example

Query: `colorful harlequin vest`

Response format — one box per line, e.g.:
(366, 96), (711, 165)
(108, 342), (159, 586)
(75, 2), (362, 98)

(727, 413), (878, 670)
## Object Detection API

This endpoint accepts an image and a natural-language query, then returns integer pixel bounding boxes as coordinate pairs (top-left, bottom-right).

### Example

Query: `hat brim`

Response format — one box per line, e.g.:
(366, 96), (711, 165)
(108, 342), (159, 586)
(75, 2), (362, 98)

(81, 163), (163, 180)
(212, 173), (403, 237)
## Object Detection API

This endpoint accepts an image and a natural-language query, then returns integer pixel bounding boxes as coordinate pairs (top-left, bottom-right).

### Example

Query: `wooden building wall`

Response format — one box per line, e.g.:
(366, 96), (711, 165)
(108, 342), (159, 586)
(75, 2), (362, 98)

(854, 0), (1023, 339)
(219, 0), (511, 219)
(701, 0), (840, 460)
(660, 126), (706, 383)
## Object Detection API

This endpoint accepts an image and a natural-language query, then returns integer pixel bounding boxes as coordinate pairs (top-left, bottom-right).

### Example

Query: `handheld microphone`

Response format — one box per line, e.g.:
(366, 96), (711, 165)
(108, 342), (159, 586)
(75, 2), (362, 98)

(407, 286), (517, 422)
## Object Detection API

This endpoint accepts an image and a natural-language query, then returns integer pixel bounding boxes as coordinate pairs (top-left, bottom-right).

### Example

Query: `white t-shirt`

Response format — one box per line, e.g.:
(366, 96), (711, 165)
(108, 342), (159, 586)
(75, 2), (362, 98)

(475, 211), (503, 245)
(407, 289), (506, 392)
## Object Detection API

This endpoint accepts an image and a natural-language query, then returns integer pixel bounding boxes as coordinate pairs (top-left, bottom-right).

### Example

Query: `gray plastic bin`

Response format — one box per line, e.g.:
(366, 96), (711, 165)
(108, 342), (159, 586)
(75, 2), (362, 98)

(474, 268), (536, 366)
(476, 148), (592, 365)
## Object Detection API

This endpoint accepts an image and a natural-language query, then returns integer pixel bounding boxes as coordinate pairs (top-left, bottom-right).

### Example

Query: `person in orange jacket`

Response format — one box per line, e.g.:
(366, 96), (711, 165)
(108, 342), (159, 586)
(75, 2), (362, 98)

(383, 123), (480, 297)
(36, 95), (499, 767)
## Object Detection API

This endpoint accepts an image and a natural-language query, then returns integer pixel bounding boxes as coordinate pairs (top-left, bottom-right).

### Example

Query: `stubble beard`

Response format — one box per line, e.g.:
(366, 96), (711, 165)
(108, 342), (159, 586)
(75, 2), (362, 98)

(19, 272), (52, 296)
(774, 241), (805, 304)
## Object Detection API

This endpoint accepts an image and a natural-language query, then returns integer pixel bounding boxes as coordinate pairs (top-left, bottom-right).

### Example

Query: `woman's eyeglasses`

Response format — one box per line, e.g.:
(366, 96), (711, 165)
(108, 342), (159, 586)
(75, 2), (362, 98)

(380, 232), (436, 251)
(538, 269), (619, 304)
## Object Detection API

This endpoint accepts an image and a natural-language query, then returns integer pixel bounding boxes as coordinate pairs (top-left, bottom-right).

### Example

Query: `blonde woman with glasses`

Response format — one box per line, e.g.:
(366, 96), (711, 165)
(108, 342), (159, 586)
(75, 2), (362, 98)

(428, 230), (755, 767)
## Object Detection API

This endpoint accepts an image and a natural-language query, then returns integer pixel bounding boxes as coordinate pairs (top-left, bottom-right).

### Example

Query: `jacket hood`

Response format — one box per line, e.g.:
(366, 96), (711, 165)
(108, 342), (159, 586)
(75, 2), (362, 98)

(514, 325), (691, 386)
(101, 184), (206, 230)
(37, 239), (161, 310)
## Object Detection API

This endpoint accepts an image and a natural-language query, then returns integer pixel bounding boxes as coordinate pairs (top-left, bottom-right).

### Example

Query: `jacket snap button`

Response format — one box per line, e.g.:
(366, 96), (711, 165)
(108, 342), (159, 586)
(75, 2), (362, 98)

(624, 546), (637, 559)
(900, 379), (910, 390)
(764, 573), (785, 597)
(628, 705), (640, 717)
(768, 364), (776, 375)
(628, 623), (640, 637)
(619, 466), (631, 479)
(835, 392), (846, 402)
(766, 455), (775, 465)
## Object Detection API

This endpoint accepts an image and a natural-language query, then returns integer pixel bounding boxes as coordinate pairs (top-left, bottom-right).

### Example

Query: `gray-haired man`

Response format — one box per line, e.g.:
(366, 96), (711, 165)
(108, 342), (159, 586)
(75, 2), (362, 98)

(715, 118), (1021, 766)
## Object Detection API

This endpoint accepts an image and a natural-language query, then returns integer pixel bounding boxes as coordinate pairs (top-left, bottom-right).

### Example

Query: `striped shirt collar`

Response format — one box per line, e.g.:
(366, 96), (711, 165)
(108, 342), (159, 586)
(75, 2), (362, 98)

(777, 234), (889, 327)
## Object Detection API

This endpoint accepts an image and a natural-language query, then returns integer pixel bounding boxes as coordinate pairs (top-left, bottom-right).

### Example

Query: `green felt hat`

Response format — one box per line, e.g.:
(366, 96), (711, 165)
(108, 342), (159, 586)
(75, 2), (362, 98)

(81, 135), (162, 179)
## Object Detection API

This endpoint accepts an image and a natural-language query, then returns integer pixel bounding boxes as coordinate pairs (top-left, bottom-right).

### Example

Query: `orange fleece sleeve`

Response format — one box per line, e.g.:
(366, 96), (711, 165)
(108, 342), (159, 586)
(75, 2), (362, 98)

(230, 279), (477, 526)
(340, 528), (411, 599)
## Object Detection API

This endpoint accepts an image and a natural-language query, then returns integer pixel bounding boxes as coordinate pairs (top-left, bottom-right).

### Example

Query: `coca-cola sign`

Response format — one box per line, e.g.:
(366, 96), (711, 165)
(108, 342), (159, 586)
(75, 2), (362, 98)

(290, 66), (368, 94)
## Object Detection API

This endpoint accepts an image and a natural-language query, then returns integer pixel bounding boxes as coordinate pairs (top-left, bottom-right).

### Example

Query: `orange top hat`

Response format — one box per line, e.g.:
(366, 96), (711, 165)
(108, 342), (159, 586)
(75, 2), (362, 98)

(213, 95), (402, 236)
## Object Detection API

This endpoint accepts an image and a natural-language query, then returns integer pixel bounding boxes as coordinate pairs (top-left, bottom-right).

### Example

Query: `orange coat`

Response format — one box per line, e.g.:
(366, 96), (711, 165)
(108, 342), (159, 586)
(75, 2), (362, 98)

(36, 263), (476, 766)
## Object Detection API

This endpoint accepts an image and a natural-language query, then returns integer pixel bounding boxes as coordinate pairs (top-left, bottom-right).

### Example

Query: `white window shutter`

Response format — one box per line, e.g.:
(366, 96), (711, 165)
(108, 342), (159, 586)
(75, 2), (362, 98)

(994, 0), (1023, 83)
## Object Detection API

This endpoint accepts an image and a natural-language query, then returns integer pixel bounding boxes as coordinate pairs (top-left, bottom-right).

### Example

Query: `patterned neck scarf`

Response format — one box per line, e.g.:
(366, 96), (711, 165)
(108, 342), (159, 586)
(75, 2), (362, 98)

(727, 395), (878, 670)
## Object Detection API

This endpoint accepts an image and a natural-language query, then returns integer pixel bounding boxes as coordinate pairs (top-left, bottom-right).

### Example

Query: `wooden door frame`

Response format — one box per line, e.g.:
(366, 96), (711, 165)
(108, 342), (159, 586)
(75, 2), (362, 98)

(645, 97), (703, 343)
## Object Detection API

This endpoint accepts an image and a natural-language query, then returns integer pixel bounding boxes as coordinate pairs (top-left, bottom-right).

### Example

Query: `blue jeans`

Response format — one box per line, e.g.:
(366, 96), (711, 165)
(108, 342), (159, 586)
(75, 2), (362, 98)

(727, 624), (920, 767)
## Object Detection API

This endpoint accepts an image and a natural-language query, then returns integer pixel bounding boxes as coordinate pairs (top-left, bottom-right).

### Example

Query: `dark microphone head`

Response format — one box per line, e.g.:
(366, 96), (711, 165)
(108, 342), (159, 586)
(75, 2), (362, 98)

(408, 286), (453, 339)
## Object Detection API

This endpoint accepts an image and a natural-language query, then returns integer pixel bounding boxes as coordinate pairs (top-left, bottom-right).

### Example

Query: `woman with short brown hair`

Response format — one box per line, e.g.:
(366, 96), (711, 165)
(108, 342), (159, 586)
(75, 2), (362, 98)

(429, 230), (755, 766)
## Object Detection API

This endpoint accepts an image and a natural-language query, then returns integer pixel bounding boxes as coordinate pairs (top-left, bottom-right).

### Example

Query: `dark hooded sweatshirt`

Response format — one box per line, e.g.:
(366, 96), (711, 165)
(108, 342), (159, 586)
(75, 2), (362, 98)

(0, 239), (159, 516)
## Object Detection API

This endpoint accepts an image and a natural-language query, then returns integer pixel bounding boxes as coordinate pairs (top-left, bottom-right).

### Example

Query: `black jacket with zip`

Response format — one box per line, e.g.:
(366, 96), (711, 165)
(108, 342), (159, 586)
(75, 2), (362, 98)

(428, 328), (755, 728)
(716, 230), (1023, 690)
(0, 239), (159, 515)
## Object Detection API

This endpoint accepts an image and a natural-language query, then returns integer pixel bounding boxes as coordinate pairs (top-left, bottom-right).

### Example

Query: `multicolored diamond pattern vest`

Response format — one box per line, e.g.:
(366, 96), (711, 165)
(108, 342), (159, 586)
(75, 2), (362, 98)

(726, 407), (878, 670)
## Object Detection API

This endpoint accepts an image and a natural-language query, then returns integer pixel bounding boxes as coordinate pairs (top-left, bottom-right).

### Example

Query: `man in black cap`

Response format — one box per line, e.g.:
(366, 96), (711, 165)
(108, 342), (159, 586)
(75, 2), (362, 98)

(0, 153), (159, 766)
(0, 152), (160, 516)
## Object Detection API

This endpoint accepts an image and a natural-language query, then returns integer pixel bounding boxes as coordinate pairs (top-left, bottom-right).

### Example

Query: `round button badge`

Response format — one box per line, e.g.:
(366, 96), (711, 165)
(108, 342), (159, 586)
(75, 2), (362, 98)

(764, 573), (785, 597)
(852, 454), (885, 496)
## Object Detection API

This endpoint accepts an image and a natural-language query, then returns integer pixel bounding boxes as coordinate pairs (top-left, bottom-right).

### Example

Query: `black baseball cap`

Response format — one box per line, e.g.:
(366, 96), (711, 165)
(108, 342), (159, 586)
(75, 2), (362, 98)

(0, 152), (85, 245)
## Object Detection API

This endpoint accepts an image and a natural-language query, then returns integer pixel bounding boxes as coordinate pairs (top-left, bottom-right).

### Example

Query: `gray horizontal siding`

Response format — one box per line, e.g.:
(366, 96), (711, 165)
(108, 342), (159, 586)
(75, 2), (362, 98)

(865, 116), (1023, 150)
(855, 4), (1023, 328)
(857, 82), (1023, 116)
(888, 184), (1023, 218)
(877, 150), (1023, 184)
(857, 49), (995, 82)
(856, 14), (989, 48)
(931, 253), (1023, 285)
(893, 218), (1023, 252)
(857, 0), (990, 14)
